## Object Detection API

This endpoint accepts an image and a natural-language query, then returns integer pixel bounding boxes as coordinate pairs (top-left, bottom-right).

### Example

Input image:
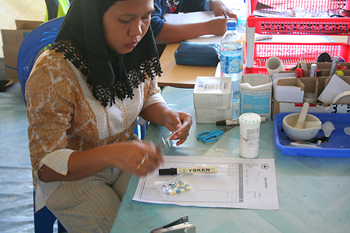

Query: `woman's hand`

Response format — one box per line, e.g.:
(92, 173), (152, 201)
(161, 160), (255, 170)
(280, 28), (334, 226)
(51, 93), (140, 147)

(104, 140), (164, 176)
(211, 0), (238, 21)
(162, 110), (192, 146)
(206, 17), (228, 36)
(140, 103), (192, 146)
(39, 140), (163, 182)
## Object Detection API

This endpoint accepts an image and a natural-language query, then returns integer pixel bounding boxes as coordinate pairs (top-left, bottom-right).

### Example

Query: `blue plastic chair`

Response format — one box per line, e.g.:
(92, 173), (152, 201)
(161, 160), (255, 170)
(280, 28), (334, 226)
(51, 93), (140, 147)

(17, 17), (67, 233)
(17, 15), (149, 233)
(134, 120), (149, 140)
(18, 17), (64, 106)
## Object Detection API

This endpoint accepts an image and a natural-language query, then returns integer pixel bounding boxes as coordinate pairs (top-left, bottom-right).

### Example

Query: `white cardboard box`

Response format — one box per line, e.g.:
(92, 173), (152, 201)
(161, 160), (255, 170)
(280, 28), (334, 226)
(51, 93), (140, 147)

(193, 76), (232, 109)
(240, 74), (272, 119)
(195, 108), (233, 123)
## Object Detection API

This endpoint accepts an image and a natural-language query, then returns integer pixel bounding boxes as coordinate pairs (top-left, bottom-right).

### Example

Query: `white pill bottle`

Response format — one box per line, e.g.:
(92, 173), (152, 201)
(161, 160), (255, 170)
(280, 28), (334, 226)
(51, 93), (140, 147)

(238, 113), (261, 158)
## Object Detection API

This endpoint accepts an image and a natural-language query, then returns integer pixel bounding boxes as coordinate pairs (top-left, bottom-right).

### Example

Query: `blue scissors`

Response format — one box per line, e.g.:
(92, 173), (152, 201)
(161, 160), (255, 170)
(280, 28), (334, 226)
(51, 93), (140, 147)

(197, 125), (235, 142)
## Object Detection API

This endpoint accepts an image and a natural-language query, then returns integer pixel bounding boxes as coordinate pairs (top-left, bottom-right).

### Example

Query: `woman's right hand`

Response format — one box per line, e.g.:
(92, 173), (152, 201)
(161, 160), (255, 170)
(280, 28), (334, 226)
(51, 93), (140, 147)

(103, 140), (164, 176)
(206, 17), (228, 36)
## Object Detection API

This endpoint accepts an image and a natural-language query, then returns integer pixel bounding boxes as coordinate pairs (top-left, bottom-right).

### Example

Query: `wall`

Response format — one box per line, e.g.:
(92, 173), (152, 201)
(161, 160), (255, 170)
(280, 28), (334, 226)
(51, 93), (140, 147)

(0, 0), (46, 57)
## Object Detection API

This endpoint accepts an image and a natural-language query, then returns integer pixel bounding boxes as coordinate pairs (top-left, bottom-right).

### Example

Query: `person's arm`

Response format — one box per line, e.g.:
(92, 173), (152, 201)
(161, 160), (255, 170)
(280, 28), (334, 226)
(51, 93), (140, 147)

(210, 0), (237, 19)
(39, 140), (162, 182)
(154, 0), (237, 44)
(41, 102), (192, 182)
(154, 18), (227, 44)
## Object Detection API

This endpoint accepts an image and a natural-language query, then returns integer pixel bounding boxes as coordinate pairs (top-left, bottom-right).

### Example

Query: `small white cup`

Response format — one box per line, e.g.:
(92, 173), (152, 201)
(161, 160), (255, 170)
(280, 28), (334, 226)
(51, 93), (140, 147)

(266, 57), (285, 76)
(239, 113), (261, 158)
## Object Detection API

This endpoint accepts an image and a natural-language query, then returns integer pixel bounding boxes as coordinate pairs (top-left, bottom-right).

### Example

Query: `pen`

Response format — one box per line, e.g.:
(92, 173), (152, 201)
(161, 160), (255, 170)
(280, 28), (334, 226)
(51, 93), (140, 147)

(216, 116), (267, 126)
(223, 11), (228, 18)
(157, 122), (188, 154)
(329, 56), (339, 76)
(336, 70), (344, 76)
(159, 167), (218, 175)
(316, 69), (322, 77)
(296, 68), (305, 78)
(310, 63), (317, 77)
(300, 61), (307, 70)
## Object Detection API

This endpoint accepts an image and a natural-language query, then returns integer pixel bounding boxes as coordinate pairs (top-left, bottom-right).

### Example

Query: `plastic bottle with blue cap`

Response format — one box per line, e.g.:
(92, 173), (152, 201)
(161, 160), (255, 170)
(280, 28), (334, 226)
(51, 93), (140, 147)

(220, 19), (243, 120)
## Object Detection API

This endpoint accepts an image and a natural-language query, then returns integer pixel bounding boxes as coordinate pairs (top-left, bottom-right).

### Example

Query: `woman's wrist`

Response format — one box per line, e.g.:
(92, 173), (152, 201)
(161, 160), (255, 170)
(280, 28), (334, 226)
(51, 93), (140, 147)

(98, 143), (121, 169)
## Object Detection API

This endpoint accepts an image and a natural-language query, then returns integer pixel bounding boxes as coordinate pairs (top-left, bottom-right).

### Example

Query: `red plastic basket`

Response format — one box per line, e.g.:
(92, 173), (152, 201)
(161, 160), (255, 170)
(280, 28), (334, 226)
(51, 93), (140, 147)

(244, 42), (350, 74)
(248, 0), (350, 35)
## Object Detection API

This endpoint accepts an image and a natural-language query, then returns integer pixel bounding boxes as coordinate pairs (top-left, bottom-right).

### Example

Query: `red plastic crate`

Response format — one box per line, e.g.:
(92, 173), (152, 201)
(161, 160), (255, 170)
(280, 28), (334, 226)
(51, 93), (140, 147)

(248, 0), (350, 35)
(244, 42), (350, 74)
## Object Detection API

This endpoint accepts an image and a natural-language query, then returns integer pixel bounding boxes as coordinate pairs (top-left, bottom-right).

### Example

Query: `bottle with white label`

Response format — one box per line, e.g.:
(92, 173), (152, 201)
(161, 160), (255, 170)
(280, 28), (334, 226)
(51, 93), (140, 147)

(220, 20), (243, 120)
(239, 113), (261, 158)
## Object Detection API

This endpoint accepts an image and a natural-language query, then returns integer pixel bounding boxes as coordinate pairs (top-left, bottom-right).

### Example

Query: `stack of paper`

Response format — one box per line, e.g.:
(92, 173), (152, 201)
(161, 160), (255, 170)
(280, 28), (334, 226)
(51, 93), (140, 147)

(272, 73), (304, 103)
(318, 74), (350, 104)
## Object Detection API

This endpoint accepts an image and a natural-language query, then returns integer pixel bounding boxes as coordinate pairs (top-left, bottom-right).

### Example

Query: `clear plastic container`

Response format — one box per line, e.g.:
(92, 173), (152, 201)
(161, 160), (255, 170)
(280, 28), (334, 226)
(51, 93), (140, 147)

(220, 20), (243, 77)
(220, 20), (243, 119)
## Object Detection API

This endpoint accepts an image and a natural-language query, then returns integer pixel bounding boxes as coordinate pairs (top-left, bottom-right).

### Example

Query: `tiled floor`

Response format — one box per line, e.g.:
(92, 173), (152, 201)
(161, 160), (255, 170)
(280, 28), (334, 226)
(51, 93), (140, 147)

(0, 79), (34, 232)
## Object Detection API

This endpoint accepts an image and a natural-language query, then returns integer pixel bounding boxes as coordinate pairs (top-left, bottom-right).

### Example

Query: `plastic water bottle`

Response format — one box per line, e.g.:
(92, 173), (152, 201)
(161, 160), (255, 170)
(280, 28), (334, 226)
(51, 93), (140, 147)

(220, 20), (243, 120)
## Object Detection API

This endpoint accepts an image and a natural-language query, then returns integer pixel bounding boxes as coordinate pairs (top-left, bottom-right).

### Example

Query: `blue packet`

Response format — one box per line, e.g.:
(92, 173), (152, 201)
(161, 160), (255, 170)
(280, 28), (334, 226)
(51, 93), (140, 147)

(174, 42), (220, 67)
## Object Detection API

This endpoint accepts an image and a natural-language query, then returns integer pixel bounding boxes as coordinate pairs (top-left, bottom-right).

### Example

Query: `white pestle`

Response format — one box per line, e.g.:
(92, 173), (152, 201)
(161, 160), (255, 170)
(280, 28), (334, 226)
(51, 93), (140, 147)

(304, 121), (322, 128)
(294, 103), (309, 129)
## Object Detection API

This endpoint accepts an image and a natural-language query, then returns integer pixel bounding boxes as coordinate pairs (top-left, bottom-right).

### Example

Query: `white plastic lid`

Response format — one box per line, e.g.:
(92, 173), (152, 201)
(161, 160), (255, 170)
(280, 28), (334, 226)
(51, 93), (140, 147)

(239, 113), (261, 125)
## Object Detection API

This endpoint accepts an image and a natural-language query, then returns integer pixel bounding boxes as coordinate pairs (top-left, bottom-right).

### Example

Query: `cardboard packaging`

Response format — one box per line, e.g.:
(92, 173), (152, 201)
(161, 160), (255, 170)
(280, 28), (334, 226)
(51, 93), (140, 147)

(1, 20), (43, 82)
(273, 77), (304, 103)
(193, 76), (232, 109)
(289, 62), (350, 77)
(272, 75), (350, 117)
(240, 74), (272, 119)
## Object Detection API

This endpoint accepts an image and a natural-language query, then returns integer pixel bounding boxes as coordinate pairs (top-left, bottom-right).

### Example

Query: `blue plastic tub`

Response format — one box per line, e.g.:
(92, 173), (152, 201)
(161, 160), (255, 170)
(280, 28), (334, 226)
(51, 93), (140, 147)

(274, 113), (350, 157)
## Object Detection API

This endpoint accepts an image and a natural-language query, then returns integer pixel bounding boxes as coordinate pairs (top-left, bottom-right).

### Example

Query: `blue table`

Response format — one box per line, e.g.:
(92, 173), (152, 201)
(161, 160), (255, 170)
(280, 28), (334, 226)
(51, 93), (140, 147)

(111, 86), (350, 233)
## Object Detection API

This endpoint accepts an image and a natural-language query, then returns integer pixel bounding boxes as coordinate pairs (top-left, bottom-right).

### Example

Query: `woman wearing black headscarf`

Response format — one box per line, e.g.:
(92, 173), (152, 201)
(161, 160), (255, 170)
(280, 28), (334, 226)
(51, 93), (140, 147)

(26, 0), (192, 231)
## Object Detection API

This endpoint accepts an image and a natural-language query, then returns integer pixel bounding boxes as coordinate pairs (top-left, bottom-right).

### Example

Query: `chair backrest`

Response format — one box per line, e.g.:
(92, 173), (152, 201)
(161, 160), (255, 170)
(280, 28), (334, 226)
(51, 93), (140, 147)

(17, 16), (64, 106)
(17, 17), (66, 233)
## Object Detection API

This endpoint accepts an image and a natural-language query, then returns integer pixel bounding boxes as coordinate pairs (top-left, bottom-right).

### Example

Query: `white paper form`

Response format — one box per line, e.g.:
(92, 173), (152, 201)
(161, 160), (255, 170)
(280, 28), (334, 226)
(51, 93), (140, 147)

(164, 11), (222, 44)
(164, 11), (216, 25)
(133, 156), (279, 210)
(164, 11), (273, 44)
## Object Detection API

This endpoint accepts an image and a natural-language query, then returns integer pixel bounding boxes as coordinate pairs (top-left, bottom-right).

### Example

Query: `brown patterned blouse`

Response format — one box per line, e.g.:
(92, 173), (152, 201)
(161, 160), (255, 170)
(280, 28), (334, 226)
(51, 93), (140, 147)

(25, 49), (165, 211)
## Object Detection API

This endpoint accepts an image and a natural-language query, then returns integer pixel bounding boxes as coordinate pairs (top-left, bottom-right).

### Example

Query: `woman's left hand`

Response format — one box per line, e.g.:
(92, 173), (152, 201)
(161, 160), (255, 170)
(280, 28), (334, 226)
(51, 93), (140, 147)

(140, 103), (192, 146)
(163, 110), (192, 146)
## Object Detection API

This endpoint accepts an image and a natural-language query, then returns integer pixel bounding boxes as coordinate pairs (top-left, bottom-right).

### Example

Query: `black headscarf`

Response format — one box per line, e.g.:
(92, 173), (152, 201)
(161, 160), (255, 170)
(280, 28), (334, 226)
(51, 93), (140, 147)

(50, 0), (162, 107)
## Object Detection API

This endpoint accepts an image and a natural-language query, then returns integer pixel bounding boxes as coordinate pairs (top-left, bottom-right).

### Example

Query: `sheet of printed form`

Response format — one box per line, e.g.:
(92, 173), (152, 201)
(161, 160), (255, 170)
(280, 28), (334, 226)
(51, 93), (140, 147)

(164, 11), (272, 44)
(133, 156), (279, 210)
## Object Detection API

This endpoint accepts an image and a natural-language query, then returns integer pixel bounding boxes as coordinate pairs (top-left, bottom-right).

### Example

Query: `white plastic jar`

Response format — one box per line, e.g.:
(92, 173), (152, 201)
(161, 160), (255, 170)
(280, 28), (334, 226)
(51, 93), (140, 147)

(239, 113), (261, 158)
